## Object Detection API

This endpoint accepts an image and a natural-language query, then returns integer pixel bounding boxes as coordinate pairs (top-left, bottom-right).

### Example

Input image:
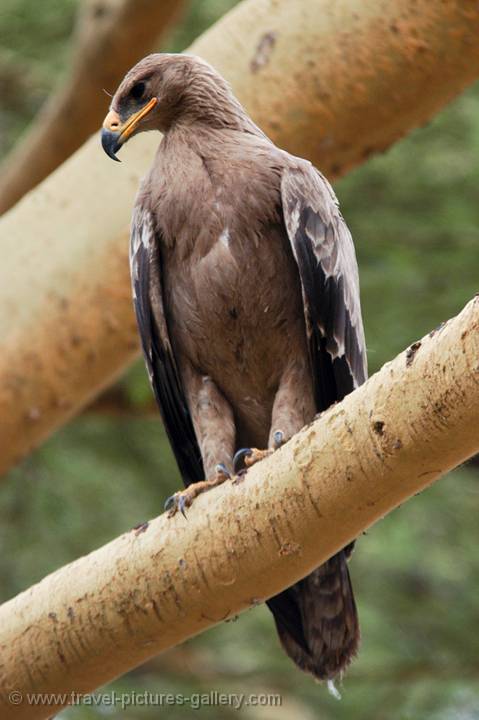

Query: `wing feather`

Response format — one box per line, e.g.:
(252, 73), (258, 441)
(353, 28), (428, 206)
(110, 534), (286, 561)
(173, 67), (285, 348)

(281, 163), (367, 409)
(130, 206), (204, 487)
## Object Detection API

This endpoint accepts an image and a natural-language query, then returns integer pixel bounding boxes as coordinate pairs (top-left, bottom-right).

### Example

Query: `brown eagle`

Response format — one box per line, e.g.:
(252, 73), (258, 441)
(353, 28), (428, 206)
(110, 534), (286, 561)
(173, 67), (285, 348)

(101, 53), (367, 682)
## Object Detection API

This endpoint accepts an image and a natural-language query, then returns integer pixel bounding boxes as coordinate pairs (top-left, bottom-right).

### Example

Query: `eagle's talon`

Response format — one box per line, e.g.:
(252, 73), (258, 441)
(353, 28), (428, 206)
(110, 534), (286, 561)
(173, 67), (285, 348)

(165, 463), (231, 518)
(215, 462), (231, 480)
(178, 495), (188, 519)
(164, 494), (176, 512)
(273, 430), (285, 449)
(164, 492), (189, 518)
(233, 446), (273, 472)
(233, 448), (253, 473)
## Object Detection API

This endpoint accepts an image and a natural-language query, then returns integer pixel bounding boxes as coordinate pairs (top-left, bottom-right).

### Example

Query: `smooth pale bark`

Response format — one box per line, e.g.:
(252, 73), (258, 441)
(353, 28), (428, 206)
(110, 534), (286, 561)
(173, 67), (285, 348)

(0, 297), (478, 720)
(1, 0), (479, 475)
(0, 0), (186, 215)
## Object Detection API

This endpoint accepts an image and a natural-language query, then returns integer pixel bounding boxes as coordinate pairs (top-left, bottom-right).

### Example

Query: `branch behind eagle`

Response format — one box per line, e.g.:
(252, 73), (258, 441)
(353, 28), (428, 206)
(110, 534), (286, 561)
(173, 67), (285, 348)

(102, 53), (367, 682)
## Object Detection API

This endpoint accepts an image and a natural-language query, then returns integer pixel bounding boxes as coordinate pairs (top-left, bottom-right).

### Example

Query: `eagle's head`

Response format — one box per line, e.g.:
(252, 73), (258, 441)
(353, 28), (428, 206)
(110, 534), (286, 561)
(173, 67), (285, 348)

(101, 53), (243, 161)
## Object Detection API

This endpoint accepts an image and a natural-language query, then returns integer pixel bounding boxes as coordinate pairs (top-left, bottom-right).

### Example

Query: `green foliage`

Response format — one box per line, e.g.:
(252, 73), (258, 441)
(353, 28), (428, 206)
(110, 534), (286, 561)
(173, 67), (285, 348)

(1, 1), (479, 718)
(338, 92), (479, 374)
(0, 0), (77, 154)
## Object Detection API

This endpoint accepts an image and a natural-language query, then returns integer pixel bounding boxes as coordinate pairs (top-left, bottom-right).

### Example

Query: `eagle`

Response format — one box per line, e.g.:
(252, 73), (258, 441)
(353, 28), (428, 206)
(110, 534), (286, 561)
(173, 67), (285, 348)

(101, 53), (367, 683)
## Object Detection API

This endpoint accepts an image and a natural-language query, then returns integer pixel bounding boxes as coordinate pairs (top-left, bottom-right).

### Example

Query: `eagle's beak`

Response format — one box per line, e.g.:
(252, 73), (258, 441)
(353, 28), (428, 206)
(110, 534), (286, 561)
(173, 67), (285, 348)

(101, 97), (158, 161)
(101, 125), (122, 162)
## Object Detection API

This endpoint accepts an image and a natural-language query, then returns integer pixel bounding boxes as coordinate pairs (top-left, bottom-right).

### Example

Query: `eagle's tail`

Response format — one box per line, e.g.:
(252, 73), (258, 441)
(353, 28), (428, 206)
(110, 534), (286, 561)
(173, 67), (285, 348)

(266, 548), (359, 682)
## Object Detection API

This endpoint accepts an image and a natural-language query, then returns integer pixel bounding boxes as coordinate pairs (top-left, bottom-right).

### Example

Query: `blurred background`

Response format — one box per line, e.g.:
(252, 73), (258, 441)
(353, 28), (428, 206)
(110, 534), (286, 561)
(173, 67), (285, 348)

(1, 0), (478, 718)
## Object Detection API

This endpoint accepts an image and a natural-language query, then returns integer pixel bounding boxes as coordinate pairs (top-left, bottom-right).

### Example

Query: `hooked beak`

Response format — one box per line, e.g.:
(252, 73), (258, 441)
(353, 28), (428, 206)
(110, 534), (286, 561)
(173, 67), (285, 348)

(101, 97), (158, 161)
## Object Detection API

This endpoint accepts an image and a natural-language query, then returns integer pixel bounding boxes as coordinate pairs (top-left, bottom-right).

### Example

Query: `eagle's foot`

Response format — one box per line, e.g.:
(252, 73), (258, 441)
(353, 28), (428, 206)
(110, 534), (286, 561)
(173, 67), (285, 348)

(164, 464), (231, 518)
(233, 430), (285, 474)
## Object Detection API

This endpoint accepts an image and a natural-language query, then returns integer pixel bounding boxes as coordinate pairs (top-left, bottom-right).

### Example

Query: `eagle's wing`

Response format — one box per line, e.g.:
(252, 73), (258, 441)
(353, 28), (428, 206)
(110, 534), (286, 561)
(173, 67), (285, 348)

(130, 206), (204, 487)
(266, 163), (367, 659)
(281, 163), (367, 410)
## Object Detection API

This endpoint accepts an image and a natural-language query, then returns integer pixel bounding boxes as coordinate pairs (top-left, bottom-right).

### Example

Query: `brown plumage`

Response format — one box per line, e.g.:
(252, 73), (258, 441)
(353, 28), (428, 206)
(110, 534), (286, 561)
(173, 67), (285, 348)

(101, 53), (367, 682)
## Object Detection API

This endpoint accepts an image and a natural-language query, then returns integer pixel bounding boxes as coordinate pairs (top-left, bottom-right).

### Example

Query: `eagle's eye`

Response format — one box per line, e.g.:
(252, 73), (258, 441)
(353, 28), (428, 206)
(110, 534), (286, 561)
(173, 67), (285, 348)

(130, 82), (146, 101)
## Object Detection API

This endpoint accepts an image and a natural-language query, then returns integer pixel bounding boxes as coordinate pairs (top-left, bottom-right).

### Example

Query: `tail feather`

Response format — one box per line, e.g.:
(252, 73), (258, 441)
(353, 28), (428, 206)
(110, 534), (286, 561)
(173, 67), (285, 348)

(267, 550), (359, 681)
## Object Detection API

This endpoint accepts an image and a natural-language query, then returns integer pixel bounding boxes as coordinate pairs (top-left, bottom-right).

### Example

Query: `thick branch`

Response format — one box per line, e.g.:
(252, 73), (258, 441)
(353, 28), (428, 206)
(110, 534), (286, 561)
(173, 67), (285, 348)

(0, 0), (478, 476)
(0, 297), (478, 720)
(0, 0), (185, 215)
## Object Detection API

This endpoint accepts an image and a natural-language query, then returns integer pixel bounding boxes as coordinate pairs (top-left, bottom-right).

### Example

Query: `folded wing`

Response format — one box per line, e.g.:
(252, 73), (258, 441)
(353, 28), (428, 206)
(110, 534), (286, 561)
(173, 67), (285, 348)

(130, 206), (204, 487)
(281, 162), (367, 408)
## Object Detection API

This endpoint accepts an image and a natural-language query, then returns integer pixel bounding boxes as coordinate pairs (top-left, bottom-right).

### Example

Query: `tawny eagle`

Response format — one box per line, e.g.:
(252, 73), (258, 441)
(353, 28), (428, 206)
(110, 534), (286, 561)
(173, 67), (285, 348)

(101, 53), (367, 682)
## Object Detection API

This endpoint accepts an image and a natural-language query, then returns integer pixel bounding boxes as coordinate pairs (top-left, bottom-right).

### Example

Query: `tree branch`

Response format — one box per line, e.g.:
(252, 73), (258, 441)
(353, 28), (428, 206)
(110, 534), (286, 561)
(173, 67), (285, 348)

(0, 0), (478, 477)
(0, 297), (478, 719)
(0, 0), (186, 215)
